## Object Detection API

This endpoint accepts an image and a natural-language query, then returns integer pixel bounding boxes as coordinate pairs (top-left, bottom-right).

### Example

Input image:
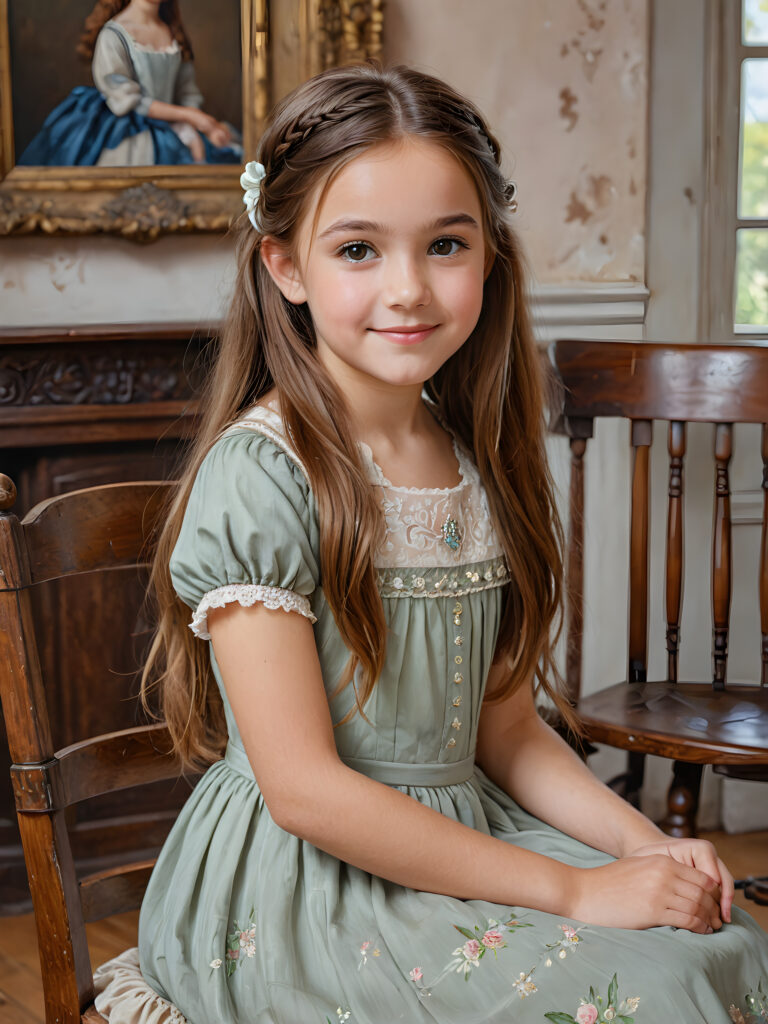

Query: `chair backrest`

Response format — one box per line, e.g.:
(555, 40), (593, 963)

(549, 340), (768, 701)
(0, 474), (185, 1022)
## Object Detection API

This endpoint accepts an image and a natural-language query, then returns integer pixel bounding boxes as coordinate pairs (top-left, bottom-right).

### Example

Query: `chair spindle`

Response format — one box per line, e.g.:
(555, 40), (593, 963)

(566, 437), (587, 704)
(712, 422), (733, 691)
(761, 423), (768, 687)
(666, 421), (686, 683)
(628, 419), (652, 682)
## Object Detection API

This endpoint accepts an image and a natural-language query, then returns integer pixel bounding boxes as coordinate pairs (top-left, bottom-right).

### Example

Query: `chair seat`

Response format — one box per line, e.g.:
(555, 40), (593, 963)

(578, 681), (768, 763)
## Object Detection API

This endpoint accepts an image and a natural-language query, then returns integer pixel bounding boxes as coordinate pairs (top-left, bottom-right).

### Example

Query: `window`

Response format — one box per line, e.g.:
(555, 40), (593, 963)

(703, 0), (768, 339)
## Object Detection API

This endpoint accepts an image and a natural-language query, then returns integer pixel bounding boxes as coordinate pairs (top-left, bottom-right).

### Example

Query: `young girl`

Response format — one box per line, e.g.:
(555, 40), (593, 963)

(19, 0), (240, 166)
(94, 63), (768, 1023)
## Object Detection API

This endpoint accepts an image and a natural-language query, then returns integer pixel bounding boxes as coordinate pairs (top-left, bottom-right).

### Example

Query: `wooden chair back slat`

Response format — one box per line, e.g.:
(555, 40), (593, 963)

(79, 860), (156, 923)
(552, 340), (768, 423)
(761, 424), (768, 688)
(628, 419), (652, 682)
(10, 725), (184, 813)
(22, 482), (171, 584)
(566, 437), (588, 704)
(666, 422), (686, 682)
(712, 423), (733, 690)
(56, 725), (183, 807)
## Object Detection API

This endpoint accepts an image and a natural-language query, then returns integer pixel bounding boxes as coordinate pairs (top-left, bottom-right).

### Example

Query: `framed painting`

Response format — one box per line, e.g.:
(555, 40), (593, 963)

(0, 0), (383, 241)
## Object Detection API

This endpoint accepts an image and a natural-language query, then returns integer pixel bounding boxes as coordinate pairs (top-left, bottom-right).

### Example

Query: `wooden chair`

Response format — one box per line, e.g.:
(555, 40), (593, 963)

(0, 473), (187, 1023)
(549, 340), (768, 865)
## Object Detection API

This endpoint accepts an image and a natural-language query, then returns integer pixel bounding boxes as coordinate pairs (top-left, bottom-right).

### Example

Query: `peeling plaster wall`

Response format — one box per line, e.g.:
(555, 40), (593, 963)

(0, 234), (235, 327)
(383, 0), (648, 284)
(0, 2), (649, 327)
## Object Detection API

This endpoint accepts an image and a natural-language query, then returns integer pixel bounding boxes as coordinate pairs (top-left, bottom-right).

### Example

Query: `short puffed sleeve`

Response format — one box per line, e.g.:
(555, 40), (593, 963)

(170, 431), (320, 640)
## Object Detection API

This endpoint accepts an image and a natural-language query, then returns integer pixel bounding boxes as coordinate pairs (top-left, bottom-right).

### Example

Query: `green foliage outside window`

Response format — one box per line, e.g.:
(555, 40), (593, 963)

(736, 112), (768, 326)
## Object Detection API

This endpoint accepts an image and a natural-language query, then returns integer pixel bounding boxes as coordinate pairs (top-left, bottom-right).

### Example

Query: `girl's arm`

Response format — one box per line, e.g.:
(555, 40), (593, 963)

(475, 659), (734, 922)
(208, 602), (723, 933)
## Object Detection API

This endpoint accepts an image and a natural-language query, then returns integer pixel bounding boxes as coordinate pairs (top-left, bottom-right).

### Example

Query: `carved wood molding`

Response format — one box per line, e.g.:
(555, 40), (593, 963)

(0, 183), (241, 242)
(317, 0), (385, 68)
(0, 348), (194, 407)
(0, 326), (211, 443)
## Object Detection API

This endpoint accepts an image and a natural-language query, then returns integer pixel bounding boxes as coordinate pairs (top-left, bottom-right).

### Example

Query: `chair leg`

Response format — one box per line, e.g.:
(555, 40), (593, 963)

(661, 761), (703, 838)
(607, 751), (645, 810)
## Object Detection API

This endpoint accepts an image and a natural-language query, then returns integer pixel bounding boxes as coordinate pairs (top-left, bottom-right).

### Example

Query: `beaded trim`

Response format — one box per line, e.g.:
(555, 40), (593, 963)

(376, 557), (509, 599)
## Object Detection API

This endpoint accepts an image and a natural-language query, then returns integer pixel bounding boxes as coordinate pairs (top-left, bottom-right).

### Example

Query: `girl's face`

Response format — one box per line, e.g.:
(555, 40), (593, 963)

(263, 136), (490, 394)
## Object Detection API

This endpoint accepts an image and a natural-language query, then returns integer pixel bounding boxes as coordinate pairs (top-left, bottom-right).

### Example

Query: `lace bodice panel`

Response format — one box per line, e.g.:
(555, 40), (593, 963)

(223, 403), (506, 573)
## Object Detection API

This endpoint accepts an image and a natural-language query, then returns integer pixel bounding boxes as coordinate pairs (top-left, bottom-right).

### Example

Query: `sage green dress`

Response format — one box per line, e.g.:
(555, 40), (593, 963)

(94, 403), (768, 1024)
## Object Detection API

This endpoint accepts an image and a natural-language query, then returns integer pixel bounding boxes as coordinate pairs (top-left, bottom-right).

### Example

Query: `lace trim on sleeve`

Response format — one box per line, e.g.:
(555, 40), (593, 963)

(190, 583), (317, 639)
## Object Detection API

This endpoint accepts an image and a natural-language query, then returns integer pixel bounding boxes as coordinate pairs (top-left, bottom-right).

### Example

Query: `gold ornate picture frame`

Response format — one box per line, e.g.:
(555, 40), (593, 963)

(0, 0), (382, 243)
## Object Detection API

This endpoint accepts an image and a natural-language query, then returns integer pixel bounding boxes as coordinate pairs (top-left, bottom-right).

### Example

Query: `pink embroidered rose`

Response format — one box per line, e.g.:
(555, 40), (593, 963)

(575, 1005), (599, 1024)
(462, 939), (481, 961)
(481, 930), (505, 949)
(226, 948), (240, 960)
(360, 941), (371, 952)
(560, 925), (577, 940)
(409, 967), (423, 982)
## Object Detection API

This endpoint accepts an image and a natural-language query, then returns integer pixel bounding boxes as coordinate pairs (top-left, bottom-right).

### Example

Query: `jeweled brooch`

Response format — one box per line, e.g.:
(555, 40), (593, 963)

(441, 515), (461, 551)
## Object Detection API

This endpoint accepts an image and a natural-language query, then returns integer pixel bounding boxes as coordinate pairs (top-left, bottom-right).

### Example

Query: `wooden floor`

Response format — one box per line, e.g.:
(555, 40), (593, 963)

(0, 830), (766, 1023)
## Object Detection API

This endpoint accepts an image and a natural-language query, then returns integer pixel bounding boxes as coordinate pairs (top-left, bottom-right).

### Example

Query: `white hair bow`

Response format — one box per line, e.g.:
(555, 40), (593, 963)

(240, 161), (266, 230)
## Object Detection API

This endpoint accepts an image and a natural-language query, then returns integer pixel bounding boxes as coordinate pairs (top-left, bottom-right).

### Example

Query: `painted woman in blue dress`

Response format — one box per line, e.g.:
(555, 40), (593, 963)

(18, 0), (241, 167)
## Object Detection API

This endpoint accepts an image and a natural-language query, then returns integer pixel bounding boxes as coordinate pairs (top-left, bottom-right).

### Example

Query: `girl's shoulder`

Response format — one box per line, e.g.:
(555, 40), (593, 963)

(219, 398), (309, 481)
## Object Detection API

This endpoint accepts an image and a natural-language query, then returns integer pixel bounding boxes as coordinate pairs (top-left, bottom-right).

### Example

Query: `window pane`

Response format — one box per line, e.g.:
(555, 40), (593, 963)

(744, 0), (768, 44)
(735, 229), (768, 326)
(739, 60), (768, 217)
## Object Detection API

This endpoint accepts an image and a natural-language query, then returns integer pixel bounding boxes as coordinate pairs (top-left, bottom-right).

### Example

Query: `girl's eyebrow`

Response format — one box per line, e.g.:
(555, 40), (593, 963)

(317, 213), (480, 239)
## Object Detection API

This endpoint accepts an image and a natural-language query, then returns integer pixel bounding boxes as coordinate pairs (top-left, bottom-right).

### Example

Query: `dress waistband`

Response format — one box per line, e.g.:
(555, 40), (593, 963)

(224, 743), (476, 788)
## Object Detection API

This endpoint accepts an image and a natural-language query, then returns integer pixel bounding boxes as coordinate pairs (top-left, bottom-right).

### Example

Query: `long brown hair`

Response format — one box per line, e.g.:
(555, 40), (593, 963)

(141, 63), (575, 769)
(78, 0), (193, 62)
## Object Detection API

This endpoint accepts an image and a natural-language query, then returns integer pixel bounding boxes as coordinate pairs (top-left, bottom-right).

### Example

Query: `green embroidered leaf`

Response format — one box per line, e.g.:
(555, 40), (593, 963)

(616, 1016), (634, 1023)
(544, 1013), (577, 1023)
(589, 986), (597, 1002)
(454, 926), (477, 941)
(608, 974), (619, 1007)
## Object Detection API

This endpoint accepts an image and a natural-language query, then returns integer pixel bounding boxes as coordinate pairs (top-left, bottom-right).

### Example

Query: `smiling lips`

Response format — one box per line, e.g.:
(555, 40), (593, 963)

(371, 324), (438, 345)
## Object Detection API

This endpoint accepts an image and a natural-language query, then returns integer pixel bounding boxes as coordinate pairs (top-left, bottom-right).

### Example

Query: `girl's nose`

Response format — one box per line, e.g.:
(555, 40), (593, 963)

(382, 256), (431, 309)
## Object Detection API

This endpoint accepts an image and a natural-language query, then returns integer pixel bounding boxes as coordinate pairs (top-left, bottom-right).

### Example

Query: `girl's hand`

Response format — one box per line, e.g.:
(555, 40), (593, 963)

(626, 838), (734, 924)
(569, 855), (723, 933)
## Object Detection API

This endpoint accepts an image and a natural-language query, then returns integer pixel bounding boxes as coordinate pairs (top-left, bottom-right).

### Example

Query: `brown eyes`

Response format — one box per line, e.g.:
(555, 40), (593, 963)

(338, 237), (467, 262)
(341, 243), (373, 262)
(430, 238), (461, 256)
